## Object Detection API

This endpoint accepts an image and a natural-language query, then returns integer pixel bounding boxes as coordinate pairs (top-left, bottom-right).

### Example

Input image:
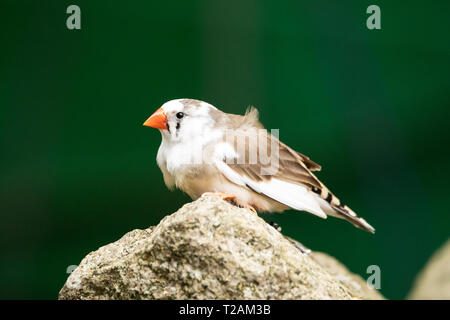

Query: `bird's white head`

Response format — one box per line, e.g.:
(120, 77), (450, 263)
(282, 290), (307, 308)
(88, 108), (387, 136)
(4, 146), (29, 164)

(143, 99), (220, 143)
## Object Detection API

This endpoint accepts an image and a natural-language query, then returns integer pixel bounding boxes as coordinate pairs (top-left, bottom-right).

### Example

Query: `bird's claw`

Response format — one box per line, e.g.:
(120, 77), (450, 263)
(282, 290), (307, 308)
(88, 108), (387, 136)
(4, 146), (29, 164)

(202, 192), (257, 214)
(201, 192), (236, 202)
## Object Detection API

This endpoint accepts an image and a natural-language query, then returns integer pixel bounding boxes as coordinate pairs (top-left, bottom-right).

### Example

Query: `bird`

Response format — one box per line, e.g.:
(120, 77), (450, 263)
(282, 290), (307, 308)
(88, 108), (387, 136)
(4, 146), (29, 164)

(143, 98), (375, 234)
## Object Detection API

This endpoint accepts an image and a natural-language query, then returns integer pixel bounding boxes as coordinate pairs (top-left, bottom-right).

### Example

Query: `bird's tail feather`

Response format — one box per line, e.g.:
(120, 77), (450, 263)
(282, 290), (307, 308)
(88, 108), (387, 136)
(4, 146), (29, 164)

(331, 204), (375, 234)
(314, 193), (375, 233)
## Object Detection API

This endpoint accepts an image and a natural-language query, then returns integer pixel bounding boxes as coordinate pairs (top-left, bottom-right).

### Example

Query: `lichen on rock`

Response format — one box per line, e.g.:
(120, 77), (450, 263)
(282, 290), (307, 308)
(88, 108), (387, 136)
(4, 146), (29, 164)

(59, 195), (383, 300)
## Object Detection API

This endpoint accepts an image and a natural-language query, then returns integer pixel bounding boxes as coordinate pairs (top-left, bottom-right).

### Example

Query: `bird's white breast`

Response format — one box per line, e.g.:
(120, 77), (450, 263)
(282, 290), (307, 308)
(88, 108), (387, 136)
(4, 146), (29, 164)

(157, 127), (224, 176)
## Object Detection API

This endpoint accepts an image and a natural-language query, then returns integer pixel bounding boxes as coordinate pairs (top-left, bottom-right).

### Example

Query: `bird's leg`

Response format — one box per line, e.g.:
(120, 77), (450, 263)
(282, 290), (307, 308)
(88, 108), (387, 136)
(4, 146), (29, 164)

(239, 204), (257, 215)
(201, 192), (257, 214)
(201, 192), (236, 202)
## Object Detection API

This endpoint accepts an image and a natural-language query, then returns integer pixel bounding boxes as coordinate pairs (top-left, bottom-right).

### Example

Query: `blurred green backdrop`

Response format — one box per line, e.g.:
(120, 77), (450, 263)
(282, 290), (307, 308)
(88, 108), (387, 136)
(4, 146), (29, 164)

(1, 0), (449, 299)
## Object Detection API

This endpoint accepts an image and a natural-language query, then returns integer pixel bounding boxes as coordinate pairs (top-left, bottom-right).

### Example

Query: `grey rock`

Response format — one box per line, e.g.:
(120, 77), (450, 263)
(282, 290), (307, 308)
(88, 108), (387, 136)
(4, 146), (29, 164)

(309, 252), (384, 300)
(408, 239), (450, 300)
(59, 195), (383, 300)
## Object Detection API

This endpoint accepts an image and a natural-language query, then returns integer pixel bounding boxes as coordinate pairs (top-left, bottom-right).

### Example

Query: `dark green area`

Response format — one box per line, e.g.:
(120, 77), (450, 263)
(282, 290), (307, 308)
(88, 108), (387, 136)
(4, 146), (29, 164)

(1, 0), (449, 299)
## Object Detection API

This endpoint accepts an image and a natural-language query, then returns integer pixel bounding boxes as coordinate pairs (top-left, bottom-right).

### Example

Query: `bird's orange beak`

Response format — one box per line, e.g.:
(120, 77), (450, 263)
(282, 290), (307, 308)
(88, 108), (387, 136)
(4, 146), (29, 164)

(143, 107), (168, 130)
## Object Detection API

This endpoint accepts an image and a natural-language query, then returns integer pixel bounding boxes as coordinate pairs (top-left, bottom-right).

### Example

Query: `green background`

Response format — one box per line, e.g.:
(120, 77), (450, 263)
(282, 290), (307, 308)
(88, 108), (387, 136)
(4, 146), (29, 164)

(1, 0), (449, 299)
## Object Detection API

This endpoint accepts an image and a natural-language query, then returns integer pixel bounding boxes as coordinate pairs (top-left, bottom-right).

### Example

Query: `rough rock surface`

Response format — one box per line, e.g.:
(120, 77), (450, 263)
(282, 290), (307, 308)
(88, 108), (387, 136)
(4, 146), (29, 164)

(59, 195), (383, 300)
(309, 252), (383, 300)
(408, 239), (450, 300)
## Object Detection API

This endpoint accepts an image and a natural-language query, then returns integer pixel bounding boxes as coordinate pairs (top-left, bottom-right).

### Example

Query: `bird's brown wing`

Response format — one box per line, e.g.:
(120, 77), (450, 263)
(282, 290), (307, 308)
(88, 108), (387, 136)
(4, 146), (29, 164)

(294, 150), (322, 171)
(224, 129), (322, 191)
(220, 129), (375, 233)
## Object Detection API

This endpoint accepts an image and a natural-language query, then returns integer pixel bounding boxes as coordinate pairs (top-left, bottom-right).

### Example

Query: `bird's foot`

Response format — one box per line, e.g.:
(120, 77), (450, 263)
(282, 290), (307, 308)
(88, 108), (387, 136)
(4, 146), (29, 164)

(201, 192), (236, 202)
(239, 204), (257, 215)
(201, 192), (257, 214)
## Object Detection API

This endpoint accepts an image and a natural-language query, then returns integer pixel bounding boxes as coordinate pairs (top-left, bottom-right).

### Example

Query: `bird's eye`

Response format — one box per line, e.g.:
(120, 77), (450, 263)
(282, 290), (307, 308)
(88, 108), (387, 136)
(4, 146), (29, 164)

(176, 112), (184, 119)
